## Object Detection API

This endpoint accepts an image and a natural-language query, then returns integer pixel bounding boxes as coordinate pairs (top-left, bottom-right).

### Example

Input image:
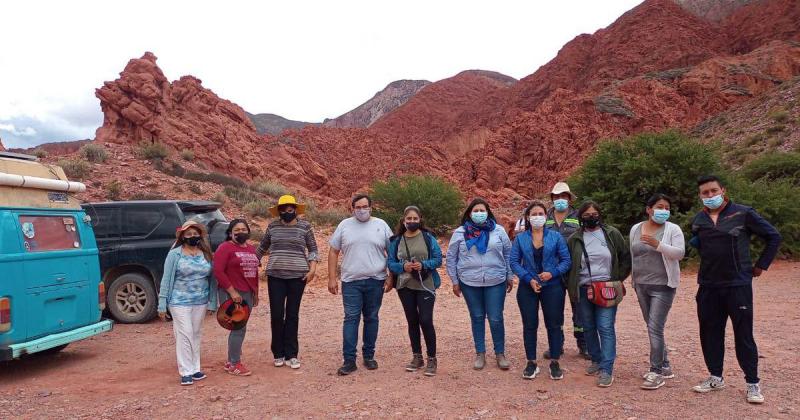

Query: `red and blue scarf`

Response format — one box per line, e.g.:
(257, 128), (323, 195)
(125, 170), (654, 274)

(463, 219), (496, 254)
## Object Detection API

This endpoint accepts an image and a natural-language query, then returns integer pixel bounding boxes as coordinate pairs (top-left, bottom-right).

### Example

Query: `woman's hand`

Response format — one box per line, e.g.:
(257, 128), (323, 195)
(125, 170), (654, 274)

(206, 310), (214, 316)
(158, 312), (167, 322)
(403, 262), (415, 273)
(383, 277), (395, 293)
(251, 293), (259, 307)
(506, 280), (514, 293)
(539, 272), (553, 282)
(531, 281), (542, 293)
(641, 234), (660, 248)
(229, 289), (243, 304)
(304, 271), (316, 283)
(452, 284), (462, 297)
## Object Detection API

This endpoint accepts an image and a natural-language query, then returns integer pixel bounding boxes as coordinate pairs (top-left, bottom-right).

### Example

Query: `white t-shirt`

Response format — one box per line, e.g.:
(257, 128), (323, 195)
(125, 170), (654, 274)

(329, 216), (393, 282)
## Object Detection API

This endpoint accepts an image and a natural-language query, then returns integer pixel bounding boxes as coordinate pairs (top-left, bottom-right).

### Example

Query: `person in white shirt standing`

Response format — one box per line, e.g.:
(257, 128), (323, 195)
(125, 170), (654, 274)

(328, 194), (393, 376)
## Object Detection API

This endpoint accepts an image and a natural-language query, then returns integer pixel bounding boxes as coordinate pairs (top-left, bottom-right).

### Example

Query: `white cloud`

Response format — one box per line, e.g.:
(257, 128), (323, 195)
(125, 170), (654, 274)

(0, 123), (37, 137)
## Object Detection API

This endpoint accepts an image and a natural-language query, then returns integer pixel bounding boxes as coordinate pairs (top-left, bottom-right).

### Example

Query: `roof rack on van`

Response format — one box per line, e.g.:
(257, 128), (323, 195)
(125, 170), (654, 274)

(0, 151), (37, 161)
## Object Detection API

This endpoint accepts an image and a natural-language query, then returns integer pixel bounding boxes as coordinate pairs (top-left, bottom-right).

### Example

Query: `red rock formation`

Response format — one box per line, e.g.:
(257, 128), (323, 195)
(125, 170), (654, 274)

(0, 137), (5, 152)
(323, 79), (431, 128)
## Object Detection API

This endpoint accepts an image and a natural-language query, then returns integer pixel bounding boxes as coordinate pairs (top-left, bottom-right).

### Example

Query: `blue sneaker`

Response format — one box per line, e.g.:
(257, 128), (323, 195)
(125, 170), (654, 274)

(180, 375), (194, 386)
(192, 371), (207, 380)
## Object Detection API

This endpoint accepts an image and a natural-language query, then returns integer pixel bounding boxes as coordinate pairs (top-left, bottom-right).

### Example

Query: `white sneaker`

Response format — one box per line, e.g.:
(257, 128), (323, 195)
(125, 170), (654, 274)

(288, 358), (301, 369)
(693, 375), (725, 393)
(746, 383), (764, 404)
(273, 357), (285, 367)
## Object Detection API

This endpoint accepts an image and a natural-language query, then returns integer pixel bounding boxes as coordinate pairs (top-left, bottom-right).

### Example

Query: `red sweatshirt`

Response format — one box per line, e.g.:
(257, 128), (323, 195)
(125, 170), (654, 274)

(213, 241), (260, 293)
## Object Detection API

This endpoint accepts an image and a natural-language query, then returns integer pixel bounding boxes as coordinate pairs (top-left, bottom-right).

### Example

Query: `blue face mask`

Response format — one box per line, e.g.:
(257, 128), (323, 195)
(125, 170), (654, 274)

(471, 211), (488, 225)
(652, 209), (670, 224)
(553, 199), (569, 212)
(702, 194), (724, 210)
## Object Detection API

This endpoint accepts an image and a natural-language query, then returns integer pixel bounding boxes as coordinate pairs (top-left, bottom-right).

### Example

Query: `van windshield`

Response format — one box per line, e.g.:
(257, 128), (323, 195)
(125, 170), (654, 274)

(19, 215), (81, 252)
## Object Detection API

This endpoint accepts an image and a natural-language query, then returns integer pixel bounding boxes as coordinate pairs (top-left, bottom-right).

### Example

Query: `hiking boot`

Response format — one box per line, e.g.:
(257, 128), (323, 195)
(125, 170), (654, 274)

(180, 375), (194, 386)
(273, 357), (285, 367)
(364, 358), (379, 370)
(661, 364), (674, 379)
(597, 371), (614, 387)
(288, 358), (301, 369)
(549, 361), (564, 380)
(227, 362), (252, 376)
(496, 353), (510, 370)
(522, 361), (539, 379)
(693, 376), (725, 393)
(641, 372), (665, 390)
(191, 371), (207, 381)
(746, 382), (764, 404)
(337, 360), (357, 376)
(585, 362), (601, 376)
(406, 353), (424, 372)
(473, 353), (486, 370)
(424, 357), (437, 377)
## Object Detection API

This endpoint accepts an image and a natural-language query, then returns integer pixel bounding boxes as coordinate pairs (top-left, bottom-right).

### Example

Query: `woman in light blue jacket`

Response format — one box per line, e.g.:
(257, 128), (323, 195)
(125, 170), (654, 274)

(446, 198), (513, 371)
(157, 221), (218, 386)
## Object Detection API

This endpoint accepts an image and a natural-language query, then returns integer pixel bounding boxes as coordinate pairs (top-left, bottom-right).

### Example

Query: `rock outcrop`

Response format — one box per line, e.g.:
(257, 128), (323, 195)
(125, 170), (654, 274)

(247, 112), (316, 136)
(323, 79), (431, 128)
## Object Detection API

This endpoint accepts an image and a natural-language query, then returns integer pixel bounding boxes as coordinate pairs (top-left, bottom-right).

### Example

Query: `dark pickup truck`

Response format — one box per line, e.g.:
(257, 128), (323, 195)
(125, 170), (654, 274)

(81, 200), (229, 323)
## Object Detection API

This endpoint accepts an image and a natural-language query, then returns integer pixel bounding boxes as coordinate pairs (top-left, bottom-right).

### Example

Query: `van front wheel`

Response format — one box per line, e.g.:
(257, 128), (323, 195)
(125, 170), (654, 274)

(108, 273), (157, 323)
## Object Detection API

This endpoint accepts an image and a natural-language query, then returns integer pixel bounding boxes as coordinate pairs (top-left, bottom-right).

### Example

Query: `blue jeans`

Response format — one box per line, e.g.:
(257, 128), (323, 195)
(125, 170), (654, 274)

(460, 282), (507, 354)
(342, 279), (385, 362)
(579, 286), (618, 374)
(517, 283), (565, 361)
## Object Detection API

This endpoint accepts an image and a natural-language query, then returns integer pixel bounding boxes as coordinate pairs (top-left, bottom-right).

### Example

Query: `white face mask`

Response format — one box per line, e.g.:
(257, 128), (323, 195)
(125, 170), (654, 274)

(529, 215), (546, 228)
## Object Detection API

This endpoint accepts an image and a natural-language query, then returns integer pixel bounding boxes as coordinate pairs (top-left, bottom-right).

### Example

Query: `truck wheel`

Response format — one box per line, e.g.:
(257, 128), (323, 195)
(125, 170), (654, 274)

(108, 273), (157, 323)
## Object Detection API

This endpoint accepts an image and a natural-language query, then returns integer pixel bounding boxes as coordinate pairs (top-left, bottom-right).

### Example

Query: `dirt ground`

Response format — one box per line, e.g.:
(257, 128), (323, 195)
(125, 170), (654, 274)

(2, 259), (799, 419)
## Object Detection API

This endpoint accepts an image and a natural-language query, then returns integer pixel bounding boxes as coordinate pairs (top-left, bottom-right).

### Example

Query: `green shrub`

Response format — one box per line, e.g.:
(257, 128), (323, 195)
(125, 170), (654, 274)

(32, 148), (48, 158)
(223, 186), (258, 206)
(243, 199), (271, 218)
(306, 208), (350, 226)
(212, 192), (227, 204)
(153, 160), (247, 188)
(137, 141), (169, 160)
(58, 159), (92, 180)
(180, 150), (195, 161)
(106, 180), (122, 201)
(371, 175), (463, 233)
(728, 178), (800, 257)
(769, 109), (789, 123)
(80, 143), (108, 163)
(744, 133), (764, 146)
(250, 179), (288, 198)
(766, 125), (785, 135)
(188, 183), (203, 194)
(767, 137), (785, 148)
(741, 152), (800, 187)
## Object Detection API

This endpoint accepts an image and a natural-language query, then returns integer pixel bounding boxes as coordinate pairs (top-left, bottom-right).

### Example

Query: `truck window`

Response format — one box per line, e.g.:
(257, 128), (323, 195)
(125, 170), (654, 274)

(91, 207), (120, 239)
(122, 208), (165, 238)
(19, 215), (81, 252)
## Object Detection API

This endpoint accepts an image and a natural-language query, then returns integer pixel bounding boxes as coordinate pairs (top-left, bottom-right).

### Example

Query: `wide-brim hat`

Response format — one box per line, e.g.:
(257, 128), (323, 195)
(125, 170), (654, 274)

(268, 194), (306, 217)
(216, 298), (251, 330)
(550, 182), (577, 200)
(174, 220), (208, 240)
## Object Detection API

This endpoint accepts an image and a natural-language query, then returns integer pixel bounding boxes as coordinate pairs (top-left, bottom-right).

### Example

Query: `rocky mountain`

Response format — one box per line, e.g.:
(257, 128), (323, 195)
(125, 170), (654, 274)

(0, 137), (5, 152)
(675, 0), (756, 21)
(322, 79), (431, 128)
(246, 112), (316, 136)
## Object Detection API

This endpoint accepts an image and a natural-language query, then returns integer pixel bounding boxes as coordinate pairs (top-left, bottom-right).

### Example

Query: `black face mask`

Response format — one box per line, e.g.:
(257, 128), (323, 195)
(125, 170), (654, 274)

(184, 236), (201, 247)
(280, 211), (297, 223)
(405, 222), (421, 232)
(581, 216), (601, 229)
(234, 233), (250, 244)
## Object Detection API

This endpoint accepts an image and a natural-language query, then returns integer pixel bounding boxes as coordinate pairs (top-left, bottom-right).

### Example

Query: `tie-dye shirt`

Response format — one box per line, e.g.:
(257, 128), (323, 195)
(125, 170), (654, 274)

(169, 253), (212, 306)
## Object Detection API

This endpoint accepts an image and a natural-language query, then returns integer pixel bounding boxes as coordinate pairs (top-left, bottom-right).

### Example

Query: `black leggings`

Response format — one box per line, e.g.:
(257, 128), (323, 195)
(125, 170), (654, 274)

(397, 288), (437, 357)
(267, 276), (307, 359)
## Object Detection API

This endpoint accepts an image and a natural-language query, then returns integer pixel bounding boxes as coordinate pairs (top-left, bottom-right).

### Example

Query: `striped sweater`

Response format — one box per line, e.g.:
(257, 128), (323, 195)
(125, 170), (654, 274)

(256, 219), (320, 279)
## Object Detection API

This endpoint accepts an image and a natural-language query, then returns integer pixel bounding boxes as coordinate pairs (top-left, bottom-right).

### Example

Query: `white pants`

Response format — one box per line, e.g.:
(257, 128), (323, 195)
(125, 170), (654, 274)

(170, 304), (206, 376)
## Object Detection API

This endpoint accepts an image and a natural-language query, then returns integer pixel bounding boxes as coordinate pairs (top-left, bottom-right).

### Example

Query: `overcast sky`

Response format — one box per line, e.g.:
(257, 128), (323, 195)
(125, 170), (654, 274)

(0, 0), (642, 148)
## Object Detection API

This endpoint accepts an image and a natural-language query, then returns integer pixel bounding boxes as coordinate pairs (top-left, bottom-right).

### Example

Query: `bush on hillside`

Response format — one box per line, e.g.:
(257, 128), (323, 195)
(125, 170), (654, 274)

(137, 141), (169, 160)
(80, 144), (108, 163)
(371, 175), (463, 233)
(58, 159), (92, 180)
(741, 152), (800, 186)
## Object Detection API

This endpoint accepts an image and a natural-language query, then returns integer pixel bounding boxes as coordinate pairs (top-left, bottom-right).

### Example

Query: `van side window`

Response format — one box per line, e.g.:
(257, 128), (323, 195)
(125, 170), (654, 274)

(122, 209), (165, 238)
(92, 207), (120, 239)
(19, 215), (81, 252)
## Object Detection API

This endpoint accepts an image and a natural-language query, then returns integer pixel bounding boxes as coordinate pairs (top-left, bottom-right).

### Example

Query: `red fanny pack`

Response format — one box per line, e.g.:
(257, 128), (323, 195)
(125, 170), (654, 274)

(586, 281), (626, 307)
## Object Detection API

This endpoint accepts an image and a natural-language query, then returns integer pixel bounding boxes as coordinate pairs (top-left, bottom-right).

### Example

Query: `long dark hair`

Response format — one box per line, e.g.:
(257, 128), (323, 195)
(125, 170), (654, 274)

(646, 193), (673, 208)
(226, 218), (251, 241)
(460, 198), (496, 225)
(576, 200), (603, 230)
(522, 200), (548, 232)
(394, 206), (429, 236)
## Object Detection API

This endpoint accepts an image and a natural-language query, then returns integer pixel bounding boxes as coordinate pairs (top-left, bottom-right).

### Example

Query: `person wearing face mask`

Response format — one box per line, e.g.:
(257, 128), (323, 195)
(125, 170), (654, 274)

(386, 206), (443, 376)
(213, 219), (260, 376)
(446, 198), (514, 371)
(510, 200), (571, 381)
(157, 221), (217, 386)
(566, 201), (631, 388)
(255, 195), (320, 370)
(690, 176), (781, 404)
(629, 194), (685, 390)
(544, 182), (588, 361)
(328, 194), (393, 376)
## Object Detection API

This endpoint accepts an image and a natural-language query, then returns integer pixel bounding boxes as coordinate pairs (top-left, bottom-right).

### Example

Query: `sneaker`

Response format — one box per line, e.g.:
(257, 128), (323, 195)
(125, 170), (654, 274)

(337, 360), (357, 376)
(746, 383), (764, 404)
(549, 361), (564, 380)
(273, 357), (285, 367)
(661, 365), (674, 379)
(641, 372), (665, 390)
(223, 361), (232, 372)
(597, 371), (614, 387)
(496, 353), (510, 370)
(191, 371), (207, 381)
(406, 354), (424, 372)
(227, 362), (252, 376)
(693, 376), (725, 393)
(180, 375), (194, 386)
(522, 361), (540, 379)
(363, 358), (379, 370)
(578, 346), (592, 360)
(424, 357), (437, 377)
(585, 362), (601, 376)
(288, 358), (301, 369)
(473, 353), (486, 370)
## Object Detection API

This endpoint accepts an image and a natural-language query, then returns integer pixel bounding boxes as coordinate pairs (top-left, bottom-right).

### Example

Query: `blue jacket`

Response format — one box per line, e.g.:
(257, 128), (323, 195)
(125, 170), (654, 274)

(387, 231), (443, 288)
(511, 228), (571, 287)
(446, 224), (513, 287)
(158, 246), (218, 313)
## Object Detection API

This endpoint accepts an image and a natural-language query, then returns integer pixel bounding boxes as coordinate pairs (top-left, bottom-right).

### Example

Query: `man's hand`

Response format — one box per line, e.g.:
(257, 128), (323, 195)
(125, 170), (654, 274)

(328, 277), (339, 295)
(452, 284), (461, 297)
(383, 278), (394, 293)
(506, 280), (514, 293)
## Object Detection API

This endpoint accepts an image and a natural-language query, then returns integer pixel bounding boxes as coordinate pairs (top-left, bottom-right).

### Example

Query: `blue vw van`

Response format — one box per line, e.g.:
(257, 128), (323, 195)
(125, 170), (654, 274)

(0, 151), (112, 360)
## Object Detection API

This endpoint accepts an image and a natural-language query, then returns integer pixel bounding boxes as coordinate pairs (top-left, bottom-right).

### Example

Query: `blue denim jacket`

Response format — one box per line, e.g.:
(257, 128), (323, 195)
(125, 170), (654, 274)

(387, 231), (443, 288)
(510, 228), (571, 287)
(446, 224), (512, 287)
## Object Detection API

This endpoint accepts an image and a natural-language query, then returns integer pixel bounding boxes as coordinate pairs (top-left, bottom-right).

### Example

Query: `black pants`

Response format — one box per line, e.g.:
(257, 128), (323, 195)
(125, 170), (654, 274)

(268, 276), (307, 359)
(397, 288), (437, 357)
(697, 284), (759, 384)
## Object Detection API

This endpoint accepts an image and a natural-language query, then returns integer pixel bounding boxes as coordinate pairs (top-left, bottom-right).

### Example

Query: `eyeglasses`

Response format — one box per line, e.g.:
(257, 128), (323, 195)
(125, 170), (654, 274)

(354, 205), (371, 210)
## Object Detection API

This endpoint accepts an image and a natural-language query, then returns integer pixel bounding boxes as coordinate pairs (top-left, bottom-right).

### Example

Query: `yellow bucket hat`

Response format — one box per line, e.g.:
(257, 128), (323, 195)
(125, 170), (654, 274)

(269, 195), (306, 217)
